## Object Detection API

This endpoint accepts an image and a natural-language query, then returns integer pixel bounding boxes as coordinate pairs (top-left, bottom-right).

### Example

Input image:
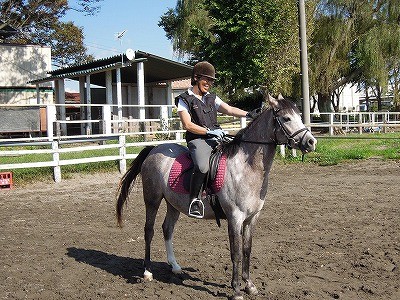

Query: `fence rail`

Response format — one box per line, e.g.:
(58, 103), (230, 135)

(1, 103), (400, 182)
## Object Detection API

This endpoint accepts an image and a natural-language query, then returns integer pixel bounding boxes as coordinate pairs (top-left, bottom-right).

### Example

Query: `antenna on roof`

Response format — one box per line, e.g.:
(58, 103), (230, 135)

(115, 29), (127, 46)
(116, 30), (126, 39)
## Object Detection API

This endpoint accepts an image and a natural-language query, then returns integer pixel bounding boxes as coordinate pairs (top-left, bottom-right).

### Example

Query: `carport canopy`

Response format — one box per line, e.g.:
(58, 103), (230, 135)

(29, 50), (193, 86)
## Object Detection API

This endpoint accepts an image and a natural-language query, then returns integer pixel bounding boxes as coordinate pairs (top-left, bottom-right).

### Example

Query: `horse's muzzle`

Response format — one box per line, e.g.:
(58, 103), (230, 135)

(300, 133), (317, 153)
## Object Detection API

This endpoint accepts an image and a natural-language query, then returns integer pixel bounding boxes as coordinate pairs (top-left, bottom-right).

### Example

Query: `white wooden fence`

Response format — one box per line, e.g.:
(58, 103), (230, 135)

(0, 103), (246, 182)
(1, 103), (399, 182)
(314, 111), (400, 135)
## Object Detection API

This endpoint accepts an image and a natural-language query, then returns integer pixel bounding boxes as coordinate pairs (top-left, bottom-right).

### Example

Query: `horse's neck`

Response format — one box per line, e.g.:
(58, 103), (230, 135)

(242, 109), (276, 144)
(239, 109), (277, 171)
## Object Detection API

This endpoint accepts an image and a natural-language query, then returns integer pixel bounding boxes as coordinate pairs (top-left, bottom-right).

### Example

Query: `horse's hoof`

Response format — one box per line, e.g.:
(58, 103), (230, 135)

(245, 285), (259, 295)
(172, 267), (182, 274)
(143, 270), (153, 282)
(230, 294), (244, 300)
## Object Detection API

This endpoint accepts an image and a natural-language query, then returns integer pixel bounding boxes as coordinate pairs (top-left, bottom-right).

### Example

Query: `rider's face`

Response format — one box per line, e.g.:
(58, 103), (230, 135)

(197, 76), (214, 94)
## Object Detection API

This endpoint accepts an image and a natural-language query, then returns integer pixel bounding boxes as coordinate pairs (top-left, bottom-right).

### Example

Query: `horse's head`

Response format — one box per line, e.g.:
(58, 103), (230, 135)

(267, 94), (317, 154)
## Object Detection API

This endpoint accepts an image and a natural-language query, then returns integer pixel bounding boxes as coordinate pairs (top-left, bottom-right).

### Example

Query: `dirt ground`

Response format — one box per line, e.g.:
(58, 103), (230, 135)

(1, 159), (399, 300)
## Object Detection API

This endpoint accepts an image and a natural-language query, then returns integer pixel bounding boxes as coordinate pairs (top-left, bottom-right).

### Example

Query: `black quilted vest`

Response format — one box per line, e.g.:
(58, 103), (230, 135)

(175, 91), (221, 142)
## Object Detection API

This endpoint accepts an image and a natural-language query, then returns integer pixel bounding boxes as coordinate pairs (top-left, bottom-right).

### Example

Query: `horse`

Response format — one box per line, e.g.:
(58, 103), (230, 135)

(116, 94), (317, 300)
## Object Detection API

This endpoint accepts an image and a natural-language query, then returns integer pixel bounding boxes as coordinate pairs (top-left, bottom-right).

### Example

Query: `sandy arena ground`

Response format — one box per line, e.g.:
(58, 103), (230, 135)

(1, 159), (399, 299)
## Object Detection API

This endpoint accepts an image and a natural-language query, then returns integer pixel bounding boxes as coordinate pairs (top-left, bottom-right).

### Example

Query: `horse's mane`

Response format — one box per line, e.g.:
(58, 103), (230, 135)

(221, 98), (299, 158)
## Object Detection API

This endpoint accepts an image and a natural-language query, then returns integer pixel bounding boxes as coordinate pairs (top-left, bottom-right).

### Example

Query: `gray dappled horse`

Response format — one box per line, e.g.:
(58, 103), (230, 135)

(116, 94), (316, 300)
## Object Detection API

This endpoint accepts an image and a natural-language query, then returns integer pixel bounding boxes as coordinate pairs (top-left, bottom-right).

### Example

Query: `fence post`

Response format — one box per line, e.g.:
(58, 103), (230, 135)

(52, 139), (61, 183)
(240, 116), (247, 129)
(358, 113), (362, 134)
(160, 106), (169, 131)
(279, 145), (285, 157)
(119, 134), (126, 174)
(176, 131), (182, 141)
(102, 105), (112, 135)
(383, 112), (388, 133)
(46, 104), (56, 140)
(329, 113), (334, 136)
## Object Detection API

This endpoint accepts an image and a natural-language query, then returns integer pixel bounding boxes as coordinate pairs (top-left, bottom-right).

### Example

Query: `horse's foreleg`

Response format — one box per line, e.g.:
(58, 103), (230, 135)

(242, 213), (260, 296)
(144, 197), (162, 281)
(162, 202), (182, 274)
(228, 219), (244, 300)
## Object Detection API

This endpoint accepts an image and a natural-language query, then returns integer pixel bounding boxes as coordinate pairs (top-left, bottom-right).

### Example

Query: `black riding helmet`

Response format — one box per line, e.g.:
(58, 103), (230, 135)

(191, 61), (216, 85)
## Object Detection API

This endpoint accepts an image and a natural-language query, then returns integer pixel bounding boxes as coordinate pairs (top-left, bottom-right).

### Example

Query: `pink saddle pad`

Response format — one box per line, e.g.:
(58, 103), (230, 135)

(168, 152), (227, 194)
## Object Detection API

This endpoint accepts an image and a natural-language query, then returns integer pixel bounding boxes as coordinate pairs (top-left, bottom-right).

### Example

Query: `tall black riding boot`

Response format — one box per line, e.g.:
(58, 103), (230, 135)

(188, 170), (206, 218)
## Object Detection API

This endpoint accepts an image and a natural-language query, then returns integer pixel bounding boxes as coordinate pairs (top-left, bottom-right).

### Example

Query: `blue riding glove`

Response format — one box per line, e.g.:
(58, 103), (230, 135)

(206, 128), (226, 139)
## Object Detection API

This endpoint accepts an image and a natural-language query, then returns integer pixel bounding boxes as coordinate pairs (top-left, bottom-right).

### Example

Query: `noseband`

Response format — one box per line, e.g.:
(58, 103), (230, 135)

(272, 109), (310, 152)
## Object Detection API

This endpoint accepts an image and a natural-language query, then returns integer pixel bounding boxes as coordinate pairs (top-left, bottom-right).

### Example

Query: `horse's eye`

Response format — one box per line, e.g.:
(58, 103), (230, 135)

(283, 117), (291, 122)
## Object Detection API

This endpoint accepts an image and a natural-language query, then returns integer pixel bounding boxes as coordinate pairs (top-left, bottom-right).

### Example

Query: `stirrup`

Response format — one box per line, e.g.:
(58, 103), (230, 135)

(188, 198), (204, 219)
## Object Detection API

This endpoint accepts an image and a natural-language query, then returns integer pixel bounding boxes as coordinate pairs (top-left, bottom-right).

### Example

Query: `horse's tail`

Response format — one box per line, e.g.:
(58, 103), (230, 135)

(116, 146), (155, 227)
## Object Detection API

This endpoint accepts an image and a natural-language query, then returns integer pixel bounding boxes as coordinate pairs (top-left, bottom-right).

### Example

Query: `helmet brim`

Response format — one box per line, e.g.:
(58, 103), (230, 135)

(197, 73), (216, 80)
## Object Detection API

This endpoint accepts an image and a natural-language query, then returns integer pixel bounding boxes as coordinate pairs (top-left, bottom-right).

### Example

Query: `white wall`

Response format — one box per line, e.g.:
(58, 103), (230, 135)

(0, 44), (53, 105)
(338, 84), (361, 112)
(0, 44), (51, 87)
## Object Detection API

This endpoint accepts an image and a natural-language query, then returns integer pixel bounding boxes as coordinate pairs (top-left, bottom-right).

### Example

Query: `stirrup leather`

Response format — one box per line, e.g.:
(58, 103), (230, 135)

(188, 198), (204, 218)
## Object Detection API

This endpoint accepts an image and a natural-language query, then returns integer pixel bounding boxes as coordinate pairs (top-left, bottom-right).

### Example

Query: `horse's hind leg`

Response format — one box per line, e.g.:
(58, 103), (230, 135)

(228, 217), (245, 300)
(242, 213), (260, 295)
(143, 193), (162, 282)
(162, 202), (182, 274)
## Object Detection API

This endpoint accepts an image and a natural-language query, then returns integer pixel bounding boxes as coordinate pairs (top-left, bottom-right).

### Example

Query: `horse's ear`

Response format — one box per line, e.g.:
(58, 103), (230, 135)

(258, 85), (273, 106)
(277, 93), (284, 100)
(258, 85), (268, 98)
(267, 94), (279, 108)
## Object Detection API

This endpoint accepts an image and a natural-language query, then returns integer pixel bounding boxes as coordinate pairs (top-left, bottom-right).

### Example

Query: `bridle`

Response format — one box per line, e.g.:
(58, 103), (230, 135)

(227, 108), (311, 153)
(272, 109), (310, 152)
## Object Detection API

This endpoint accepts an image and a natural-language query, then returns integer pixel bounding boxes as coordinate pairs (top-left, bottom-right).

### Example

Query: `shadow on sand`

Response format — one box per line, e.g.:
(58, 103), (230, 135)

(66, 247), (229, 298)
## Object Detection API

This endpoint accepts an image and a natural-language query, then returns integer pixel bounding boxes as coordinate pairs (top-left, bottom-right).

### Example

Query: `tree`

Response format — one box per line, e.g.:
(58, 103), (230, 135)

(309, 3), (356, 115)
(310, 0), (400, 114)
(49, 21), (95, 67)
(159, 0), (301, 101)
(0, 0), (102, 67)
(158, 0), (212, 59)
(161, 0), (400, 113)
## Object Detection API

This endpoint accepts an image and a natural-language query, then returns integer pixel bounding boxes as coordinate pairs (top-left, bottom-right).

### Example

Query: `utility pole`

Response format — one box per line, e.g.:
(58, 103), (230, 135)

(298, 0), (311, 127)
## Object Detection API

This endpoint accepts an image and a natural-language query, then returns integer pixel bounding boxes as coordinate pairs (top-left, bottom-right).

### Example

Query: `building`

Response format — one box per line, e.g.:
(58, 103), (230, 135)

(336, 84), (362, 112)
(29, 50), (193, 135)
(0, 21), (53, 136)
(0, 21), (53, 105)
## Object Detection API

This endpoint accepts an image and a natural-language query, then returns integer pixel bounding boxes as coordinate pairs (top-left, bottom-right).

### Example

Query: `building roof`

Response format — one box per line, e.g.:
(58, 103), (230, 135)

(29, 50), (193, 86)
(0, 21), (18, 40)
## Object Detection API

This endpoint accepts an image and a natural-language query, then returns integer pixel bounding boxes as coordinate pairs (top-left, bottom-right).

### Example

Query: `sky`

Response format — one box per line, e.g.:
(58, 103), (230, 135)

(64, 0), (178, 61)
(62, 0), (179, 91)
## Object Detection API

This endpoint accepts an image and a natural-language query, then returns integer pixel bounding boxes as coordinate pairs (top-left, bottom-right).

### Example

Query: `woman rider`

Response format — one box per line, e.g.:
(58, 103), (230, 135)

(175, 61), (253, 218)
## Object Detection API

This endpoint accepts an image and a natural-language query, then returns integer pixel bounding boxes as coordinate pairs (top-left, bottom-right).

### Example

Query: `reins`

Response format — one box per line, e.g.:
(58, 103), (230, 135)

(226, 135), (276, 145)
(223, 108), (311, 161)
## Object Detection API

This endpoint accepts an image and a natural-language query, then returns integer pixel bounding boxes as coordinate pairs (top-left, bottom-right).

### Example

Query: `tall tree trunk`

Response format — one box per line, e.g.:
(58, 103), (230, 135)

(317, 92), (333, 122)
(376, 85), (382, 111)
(393, 67), (400, 111)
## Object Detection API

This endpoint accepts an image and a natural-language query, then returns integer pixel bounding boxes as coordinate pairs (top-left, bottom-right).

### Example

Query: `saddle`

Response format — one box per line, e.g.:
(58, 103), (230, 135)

(168, 148), (227, 226)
